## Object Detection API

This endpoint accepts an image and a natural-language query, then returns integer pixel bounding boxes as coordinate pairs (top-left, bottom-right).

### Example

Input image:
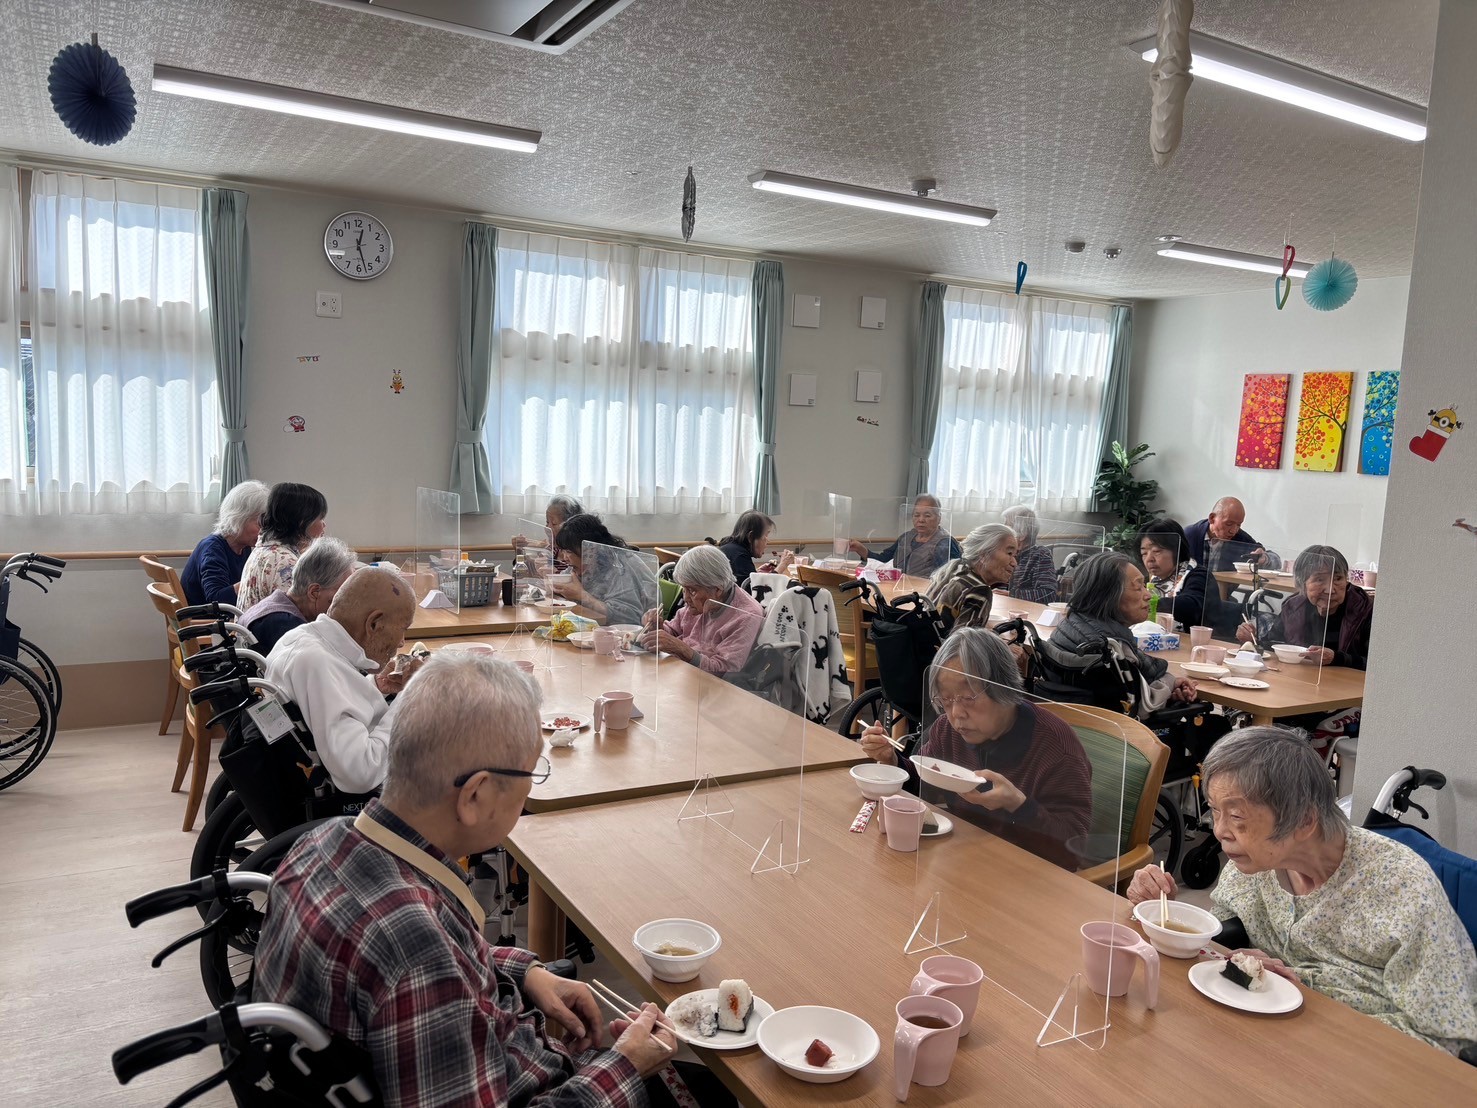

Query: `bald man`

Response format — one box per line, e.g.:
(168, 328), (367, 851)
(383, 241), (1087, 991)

(266, 566), (421, 795)
(1184, 497), (1284, 572)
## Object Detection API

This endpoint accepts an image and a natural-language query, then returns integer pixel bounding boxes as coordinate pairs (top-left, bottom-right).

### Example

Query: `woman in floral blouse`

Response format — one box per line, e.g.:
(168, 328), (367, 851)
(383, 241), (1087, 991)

(1128, 727), (1477, 1055)
(237, 482), (328, 610)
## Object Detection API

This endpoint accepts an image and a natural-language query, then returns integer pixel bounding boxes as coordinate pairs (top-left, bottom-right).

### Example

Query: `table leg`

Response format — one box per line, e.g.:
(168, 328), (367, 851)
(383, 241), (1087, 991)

(1251, 712), (1273, 726)
(526, 875), (567, 961)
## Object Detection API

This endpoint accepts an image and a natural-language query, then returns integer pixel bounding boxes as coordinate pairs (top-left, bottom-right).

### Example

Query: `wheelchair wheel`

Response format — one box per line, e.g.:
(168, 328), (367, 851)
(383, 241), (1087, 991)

(835, 687), (910, 740)
(190, 793), (264, 917)
(199, 819), (330, 1006)
(202, 772), (233, 822)
(15, 638), (62, 714)
(1180, 837), (1223, 890)
(0, 658), (57, 792)
(1149, 794), (1184, 877)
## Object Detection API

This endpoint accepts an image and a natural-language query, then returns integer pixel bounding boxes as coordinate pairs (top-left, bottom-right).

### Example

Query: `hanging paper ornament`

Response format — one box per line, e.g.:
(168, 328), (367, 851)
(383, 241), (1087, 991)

(681, 166), (696, 243)
(1015, 261), (1028, 294)
(48, 34), (136, 146)
(1149, 0), (1194, 167)
(1273, 243), (1295, 310)
(1303, 256), (1358, 312)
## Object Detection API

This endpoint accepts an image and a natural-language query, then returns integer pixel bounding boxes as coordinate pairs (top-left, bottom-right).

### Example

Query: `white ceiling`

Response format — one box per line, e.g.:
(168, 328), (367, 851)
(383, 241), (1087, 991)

(0, 0), (1438, 298)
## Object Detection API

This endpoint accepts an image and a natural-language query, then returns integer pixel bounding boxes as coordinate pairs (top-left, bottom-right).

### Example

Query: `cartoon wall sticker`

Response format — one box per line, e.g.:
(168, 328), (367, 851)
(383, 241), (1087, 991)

(391, 370), (405, 395)
(283, 415), (306, 433)
(856, 415), (879, 427)
(1409, 405), (1462, 461)
(296, 355), (321, 364)
(1455, 518), (1477, 542)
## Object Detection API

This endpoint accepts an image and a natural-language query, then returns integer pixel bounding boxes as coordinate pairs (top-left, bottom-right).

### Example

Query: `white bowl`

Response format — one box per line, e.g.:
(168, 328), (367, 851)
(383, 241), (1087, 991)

(1133, 900), (1222, 958)
(439, 641), (496, 655)
(756, 1006), (880, 1084)
(632, 918), (721, 982)
(1232, 561), (1254, 573)
(915, 757), (984, 794)
(849, 763), (908, 801)
(1225, 656), (1266, 677)
(1272, 644), (1307, 664)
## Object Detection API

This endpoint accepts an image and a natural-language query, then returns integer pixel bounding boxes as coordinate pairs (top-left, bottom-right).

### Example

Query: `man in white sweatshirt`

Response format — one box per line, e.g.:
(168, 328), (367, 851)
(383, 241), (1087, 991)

(266, 565), (420, 795)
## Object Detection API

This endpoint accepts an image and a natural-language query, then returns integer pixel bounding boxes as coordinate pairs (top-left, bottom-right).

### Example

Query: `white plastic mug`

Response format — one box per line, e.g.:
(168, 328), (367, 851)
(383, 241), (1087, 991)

(592, 690), (635, 731)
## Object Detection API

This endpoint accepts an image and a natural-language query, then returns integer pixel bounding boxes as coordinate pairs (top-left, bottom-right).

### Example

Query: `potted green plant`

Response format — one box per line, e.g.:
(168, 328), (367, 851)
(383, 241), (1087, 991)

(1093, 441), (1161, 552)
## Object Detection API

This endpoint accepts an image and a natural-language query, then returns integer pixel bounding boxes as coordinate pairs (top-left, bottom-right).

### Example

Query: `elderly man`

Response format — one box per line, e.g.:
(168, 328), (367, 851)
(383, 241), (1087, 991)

(265, 566), (419, 796)
(640, 545), (763, 675)
(254, 653), (690, 1106)
(1184, 496), (1283, 571)
(239, 536), (360, 654)
(848, 493), (962, 577)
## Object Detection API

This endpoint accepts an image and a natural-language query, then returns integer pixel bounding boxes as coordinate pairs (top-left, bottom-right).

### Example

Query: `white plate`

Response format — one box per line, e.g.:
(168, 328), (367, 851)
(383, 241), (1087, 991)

(1220, 676), (1271, 690)
(566, 631), (597, 650)
(536, 597), (578, 610)
(920, 810), (954, 838)
(664, 990), (775, 1050)
(1180, 663), (1230, 679)
(1188, 959), (1303, 1014)
(540, 712), (591, 732)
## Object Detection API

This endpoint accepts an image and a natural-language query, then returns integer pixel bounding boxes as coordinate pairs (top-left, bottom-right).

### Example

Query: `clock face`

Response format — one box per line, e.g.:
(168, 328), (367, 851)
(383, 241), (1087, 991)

(324, 211), (393, 280)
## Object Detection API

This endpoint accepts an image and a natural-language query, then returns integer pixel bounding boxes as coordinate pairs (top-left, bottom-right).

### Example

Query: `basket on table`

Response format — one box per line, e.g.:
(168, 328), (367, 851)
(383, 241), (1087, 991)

(450, 566), (500, 607)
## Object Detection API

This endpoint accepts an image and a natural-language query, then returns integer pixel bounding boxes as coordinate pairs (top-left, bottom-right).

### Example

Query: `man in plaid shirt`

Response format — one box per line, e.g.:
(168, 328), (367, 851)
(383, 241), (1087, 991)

(253, 652), (680, 1106)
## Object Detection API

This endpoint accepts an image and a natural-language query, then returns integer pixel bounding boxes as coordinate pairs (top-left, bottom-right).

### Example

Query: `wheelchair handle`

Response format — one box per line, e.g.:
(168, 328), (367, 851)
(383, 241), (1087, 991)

(31, 553), (66, 568)
(125, 871), (272, 927)
(113, 1014), (223, 1084)
(24, 562), (63, 579)
(177, 601), (242, 622)
(183, 646), (268, 676)
(177, 622), (256, 646)
(189, 677), (254, 705)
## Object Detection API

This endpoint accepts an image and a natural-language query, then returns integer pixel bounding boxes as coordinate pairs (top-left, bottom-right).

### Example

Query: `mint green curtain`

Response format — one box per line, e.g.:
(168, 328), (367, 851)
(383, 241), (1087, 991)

(201, 188), (250, 495)
(1090, 304), (1133, 511)
(906, 280), (947, 498)
(450, 222), (497, 513)
(751, 259), (784, 513)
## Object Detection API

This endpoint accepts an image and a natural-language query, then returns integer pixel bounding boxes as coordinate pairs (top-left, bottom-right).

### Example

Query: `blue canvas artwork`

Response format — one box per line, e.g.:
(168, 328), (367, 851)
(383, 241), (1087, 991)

(1358, 371), (1399, 476)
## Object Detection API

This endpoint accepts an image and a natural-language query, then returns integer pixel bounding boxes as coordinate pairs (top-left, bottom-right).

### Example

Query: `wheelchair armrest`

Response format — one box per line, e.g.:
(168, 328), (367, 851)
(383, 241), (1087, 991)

(113, 1014), (222, 1084)
(546, 958), (577, 980)
(1142, 700), (1216, 728)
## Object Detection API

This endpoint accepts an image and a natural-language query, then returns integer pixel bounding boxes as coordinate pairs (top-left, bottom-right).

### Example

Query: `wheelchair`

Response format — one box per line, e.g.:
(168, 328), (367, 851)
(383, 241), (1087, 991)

(833, 579), (953, 746)
(0, 552), (66, 791)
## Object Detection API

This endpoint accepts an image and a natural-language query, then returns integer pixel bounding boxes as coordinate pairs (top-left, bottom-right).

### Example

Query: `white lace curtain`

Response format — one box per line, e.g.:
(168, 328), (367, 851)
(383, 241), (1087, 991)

(489, 231), (753, 516)
(928, 286), (1113, 513)
(24, 171), (219, 515)
(0, 168), (25, 514)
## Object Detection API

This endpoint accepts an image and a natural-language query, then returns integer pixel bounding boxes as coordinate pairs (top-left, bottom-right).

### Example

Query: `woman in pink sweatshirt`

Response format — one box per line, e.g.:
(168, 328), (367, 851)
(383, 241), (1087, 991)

(640, 545), (763, 676)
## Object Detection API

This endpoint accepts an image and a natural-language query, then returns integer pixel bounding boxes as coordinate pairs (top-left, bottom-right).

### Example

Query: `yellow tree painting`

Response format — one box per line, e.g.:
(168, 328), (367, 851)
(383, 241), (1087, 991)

(1293, 372), (1354, 472)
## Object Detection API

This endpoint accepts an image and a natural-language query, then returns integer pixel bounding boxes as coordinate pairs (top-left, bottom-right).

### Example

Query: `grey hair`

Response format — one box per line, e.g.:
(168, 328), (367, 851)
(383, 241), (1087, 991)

(288, 536), (359, 598)
(382, 652), (544, 810)
(214, 480), (270, 539)
(673, 544), (736, 591)
(928, 627), (1026, 706)
(913, 494), (942, 513)
(1201, 726), (1350, 842)
(1001, 505), (1040, 547)
(960, 523), (1016, 566)
(1292, 544), (1349, 589)
(547, 494), (584, 523)
(1068, 551), (1138, 624)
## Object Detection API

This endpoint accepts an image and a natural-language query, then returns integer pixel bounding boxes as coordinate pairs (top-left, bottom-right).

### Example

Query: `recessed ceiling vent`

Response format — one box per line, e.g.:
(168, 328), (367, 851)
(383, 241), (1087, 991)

(307, 0), (635, 54)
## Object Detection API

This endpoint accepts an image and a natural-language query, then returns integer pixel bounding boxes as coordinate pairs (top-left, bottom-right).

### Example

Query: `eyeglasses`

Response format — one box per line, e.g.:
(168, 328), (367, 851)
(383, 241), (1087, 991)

(931, 692), (983, 713)
(453, 755), (552, 788)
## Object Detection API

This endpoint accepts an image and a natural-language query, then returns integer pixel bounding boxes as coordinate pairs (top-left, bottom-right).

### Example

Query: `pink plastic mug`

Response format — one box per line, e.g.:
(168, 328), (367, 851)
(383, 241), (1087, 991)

(909, 955), (984, 1035)
(1189, 626), (1212, 649)
(1155, 613), (1176, 632)
(893, 995), (963, 1102)
(593, 628), (619, 656)
(883, 795), (926, 852)
(1192, 645), (1226, 665)
(1080, 922), (1159, 1008)
(513, 659), (536, 674)
(592, 690), (635, 731)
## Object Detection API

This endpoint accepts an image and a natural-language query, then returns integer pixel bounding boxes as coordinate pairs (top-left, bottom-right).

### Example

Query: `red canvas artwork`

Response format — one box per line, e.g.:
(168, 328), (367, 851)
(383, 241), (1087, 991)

(1235, 374), (1291, 469)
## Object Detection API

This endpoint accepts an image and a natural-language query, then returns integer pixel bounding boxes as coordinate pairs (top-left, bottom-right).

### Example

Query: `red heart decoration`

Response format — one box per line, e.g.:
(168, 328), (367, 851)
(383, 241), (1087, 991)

(1281, 244), (1296, 279)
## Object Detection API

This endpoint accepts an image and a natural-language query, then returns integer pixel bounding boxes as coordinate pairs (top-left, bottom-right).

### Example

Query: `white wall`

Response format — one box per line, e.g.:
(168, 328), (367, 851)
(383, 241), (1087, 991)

(1353, 0), (1477, 853)
(1128, 278), (1407, 564)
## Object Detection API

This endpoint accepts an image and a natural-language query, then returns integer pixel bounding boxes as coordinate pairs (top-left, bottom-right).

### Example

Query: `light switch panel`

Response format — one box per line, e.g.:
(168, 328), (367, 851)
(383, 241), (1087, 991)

(792, 295), (821, 328)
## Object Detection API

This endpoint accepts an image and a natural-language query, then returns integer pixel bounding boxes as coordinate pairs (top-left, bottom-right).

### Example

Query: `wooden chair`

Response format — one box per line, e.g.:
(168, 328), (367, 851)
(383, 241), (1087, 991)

(145, 582), (219, 831)
(1038, 702), (1169, 891)
(653, 546), (685, 567)
(795, 565), (878, 699)
(140, 555), (187, 734)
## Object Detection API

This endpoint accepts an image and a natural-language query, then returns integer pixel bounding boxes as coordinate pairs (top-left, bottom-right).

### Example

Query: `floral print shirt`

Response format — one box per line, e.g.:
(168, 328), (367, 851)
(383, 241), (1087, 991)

(236, 539), (303, 611)
(1211, 826), (1477, 1054)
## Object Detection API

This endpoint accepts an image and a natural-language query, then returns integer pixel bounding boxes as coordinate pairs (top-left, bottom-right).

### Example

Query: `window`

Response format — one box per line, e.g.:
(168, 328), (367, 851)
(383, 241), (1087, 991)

(20, 334), (33, 469)
(928, 288), (1113, 513)
(488, 231), (754, 516)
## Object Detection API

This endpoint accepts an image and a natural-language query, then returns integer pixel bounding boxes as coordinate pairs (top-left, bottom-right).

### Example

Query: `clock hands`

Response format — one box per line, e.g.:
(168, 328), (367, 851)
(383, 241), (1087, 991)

(355, 228), (367, 272)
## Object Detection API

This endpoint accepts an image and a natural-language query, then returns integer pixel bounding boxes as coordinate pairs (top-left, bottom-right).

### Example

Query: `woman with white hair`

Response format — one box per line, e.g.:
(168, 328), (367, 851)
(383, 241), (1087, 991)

(925, 523), (1019, 630)
(180, 479), (271, 606)
(1128, 727), (1477, 1055)
(1001, 506), (1058, 604)
(639, 545), (763, 675)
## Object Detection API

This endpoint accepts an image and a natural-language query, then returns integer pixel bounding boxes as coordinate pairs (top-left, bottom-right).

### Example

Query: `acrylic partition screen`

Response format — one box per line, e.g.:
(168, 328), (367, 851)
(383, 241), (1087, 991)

(413, 487), (461, 613)
(845, 497), (956, 580)
(897, 659), (1141, 1051)
(829, 492), (853, 560)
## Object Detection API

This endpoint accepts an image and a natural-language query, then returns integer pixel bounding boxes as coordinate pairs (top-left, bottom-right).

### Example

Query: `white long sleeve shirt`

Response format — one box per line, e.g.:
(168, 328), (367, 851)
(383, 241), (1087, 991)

(265, 615), (396, 795)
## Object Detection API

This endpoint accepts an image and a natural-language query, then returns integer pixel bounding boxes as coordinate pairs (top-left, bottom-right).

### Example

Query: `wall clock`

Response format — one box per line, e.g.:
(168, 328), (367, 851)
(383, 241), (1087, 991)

(324, 211), (393, 279)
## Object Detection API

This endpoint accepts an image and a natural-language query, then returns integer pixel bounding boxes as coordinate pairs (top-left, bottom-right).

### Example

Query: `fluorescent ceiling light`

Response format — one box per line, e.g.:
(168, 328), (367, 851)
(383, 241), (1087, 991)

(151, 65), (541, 152)
(748, 171), (995, 226)
(1155, 241), (1313, 278)
(1131, 32), (1426, 141)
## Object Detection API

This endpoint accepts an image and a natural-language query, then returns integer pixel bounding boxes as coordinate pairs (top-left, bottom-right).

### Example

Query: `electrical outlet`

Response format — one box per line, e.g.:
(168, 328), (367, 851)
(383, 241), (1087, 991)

(316, 291), (342, 318)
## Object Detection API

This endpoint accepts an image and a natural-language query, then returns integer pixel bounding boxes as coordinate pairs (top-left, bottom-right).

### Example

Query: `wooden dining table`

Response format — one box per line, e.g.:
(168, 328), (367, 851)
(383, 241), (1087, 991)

(507, 768), (1477, 1106)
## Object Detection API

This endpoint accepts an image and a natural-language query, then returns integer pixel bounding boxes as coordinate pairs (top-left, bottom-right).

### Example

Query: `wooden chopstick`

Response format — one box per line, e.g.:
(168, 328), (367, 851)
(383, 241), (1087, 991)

(590, 978), (677, 1033)
(885, 733), (906, 753)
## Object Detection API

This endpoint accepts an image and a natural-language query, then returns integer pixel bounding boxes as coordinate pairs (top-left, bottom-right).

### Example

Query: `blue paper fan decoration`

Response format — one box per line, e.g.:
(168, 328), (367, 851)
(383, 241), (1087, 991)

(48, 35), (136, 146)
(1302, 256), (1358, 312)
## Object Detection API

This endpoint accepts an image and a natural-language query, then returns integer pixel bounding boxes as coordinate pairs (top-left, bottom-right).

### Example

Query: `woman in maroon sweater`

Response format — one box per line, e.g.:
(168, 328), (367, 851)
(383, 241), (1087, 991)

(860, 627), (1092, 868)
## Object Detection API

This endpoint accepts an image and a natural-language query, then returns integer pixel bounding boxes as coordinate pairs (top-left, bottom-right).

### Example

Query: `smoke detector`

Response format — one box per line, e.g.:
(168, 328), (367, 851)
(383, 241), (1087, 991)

(1103, 246), (1122, 259)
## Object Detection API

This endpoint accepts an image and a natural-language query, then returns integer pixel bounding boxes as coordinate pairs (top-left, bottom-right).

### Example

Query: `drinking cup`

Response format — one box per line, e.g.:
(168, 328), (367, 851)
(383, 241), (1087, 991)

(1080, 921), (1159, 1009)
(592, 690), (635, 731)
(1155, 613), (1176, 632)
(892, 995), (963, 1102)
(513, 659), (535, 674)
(909, 955), (984, 1035)
(593, 628), (619, 656)
(1191, 645), (1226, 665)
(883, 795), (926, 852)
(1189, 625), (1212, 649)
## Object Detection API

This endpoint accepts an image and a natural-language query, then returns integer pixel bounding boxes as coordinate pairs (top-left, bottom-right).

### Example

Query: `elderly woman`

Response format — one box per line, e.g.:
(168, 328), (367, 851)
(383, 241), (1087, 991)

(1137, 518), (1210, 631)
(1054, 551), (1198, 713)
(639, 546), (764, 675)
(512, 494), (584, 554)
(237, 482), (329, 610)
(180, 479), (270, 606)
(239, 537), (359, 655)
(550, 513), (650, 628)
(1128, 727), (1477, 1054)
(1237, 544), (1373, 669)
(715, 510), (793, 586)
(926, 524), (1018, 630)
(860, 628), (1092, 868)
(1001, 506), (1057, 604)
(848, 494), (962, 577)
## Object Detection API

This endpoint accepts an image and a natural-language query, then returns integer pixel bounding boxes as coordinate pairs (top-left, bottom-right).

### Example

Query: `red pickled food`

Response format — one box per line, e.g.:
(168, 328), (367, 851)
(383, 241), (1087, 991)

(804, 1038), (833, 1067)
